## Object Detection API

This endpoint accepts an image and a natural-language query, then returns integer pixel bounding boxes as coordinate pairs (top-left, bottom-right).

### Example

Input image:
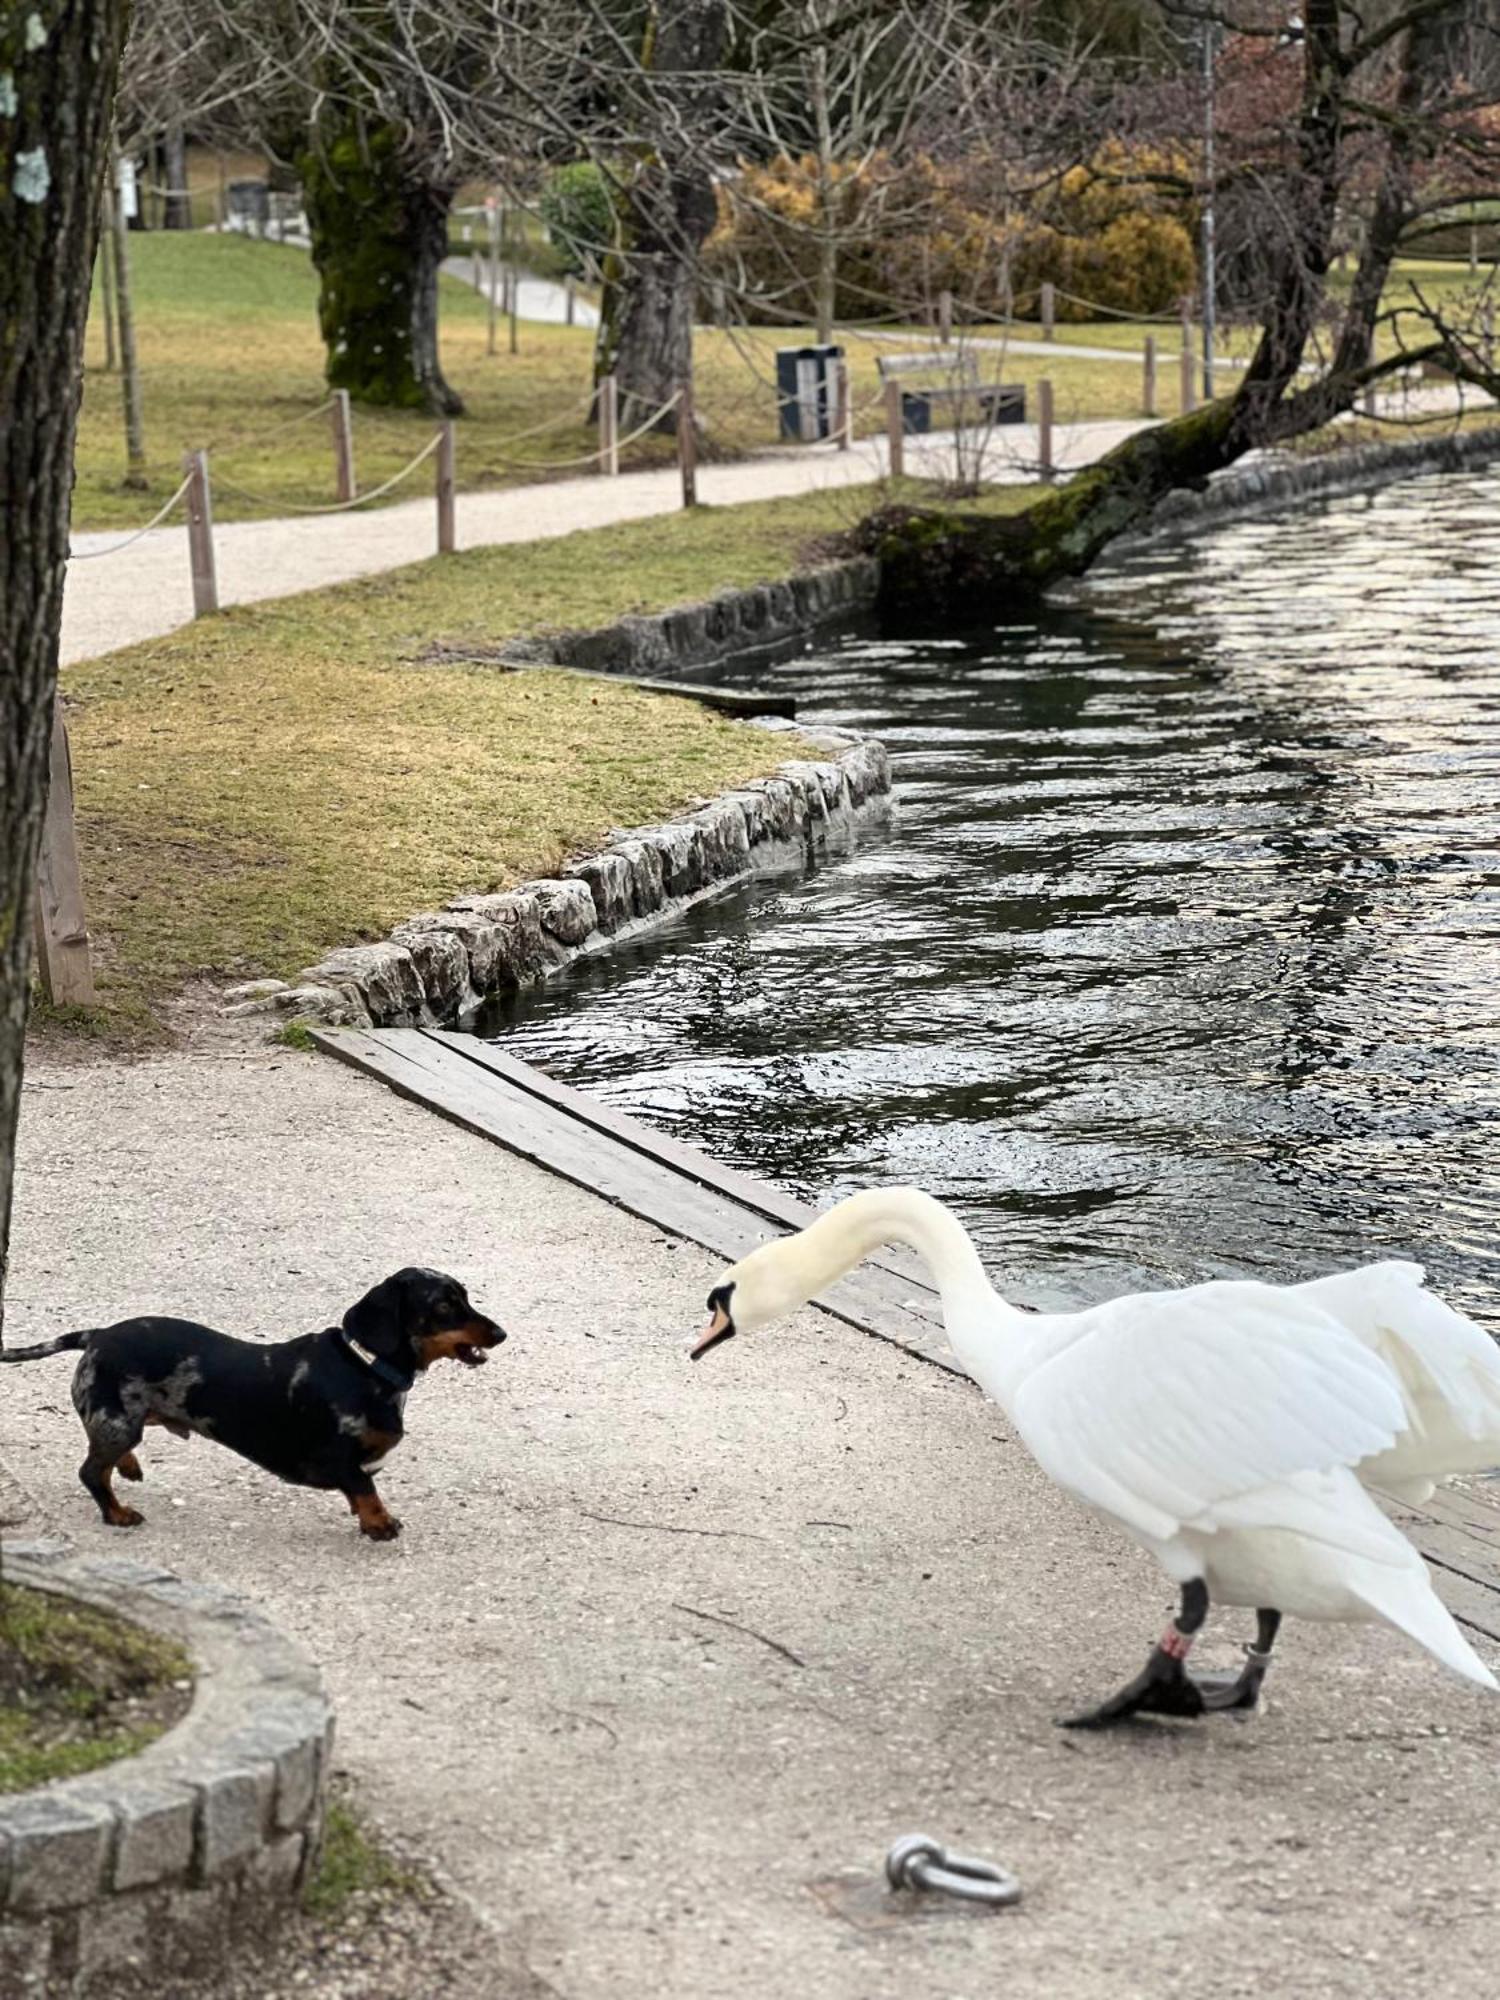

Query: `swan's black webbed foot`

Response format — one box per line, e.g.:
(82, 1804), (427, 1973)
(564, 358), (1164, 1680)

(1059, 1642), (1207, 1729)
(1060, 1603), (1282, 1728)
(1194, 1610), (1281, 1713)
(1059, 1579), (1219, 1730)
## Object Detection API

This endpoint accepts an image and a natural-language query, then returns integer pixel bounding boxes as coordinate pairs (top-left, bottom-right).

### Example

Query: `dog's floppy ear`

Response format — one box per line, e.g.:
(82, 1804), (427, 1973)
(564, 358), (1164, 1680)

(342, 1275), (408, 1358)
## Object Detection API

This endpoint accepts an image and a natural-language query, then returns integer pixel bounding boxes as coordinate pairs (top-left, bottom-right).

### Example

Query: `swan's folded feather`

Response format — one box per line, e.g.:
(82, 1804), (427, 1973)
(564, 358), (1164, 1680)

(1010, 1285), (1409, 1544)
(1294, 1263), (1500, 1488)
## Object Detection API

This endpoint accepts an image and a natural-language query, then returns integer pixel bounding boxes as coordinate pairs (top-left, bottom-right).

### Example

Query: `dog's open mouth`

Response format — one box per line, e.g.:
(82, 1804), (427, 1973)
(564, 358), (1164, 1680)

(455, 1343), (489, 1368)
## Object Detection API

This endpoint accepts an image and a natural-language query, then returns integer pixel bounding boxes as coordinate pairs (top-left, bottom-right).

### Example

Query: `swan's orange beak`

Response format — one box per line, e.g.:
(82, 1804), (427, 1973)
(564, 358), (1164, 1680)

(690, 1302), (735, 1362)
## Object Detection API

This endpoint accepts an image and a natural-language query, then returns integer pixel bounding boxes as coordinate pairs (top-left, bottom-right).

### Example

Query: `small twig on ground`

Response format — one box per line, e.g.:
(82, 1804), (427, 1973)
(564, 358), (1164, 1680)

(580, 1508), (767, 1541)
(673, 1602), (807, 1668)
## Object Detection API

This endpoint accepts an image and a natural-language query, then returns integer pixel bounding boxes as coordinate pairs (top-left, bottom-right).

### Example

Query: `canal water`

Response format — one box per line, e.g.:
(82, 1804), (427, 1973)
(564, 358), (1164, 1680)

(482, 468), (1500, 1318)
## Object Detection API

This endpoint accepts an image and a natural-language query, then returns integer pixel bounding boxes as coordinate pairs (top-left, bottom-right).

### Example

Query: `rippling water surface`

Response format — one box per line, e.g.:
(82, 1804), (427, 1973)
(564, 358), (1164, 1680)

(484, 469), (1500, 1317)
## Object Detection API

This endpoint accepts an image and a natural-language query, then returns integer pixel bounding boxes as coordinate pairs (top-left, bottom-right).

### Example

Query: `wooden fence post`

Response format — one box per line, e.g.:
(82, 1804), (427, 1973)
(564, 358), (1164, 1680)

(1037, 377), (1054, 480)
(884, 375), (905, 480)
(1041, 281), (1055, 342)
(565, 275), (576, 327)
(32, 701), (96, 1008)
(330, 389), (355, 502)
(182, 449), (218, 616)
(600, 373), (619, 475)
(1179, 341), (1196, 414)
(938, 289), (953, 346)
(1142, 335), (1157, 418)
(1180, 294), (1193, 345)
(677, 383), (698, 507)
(833, 358), (852, 450)
(436, 423), (457, 552)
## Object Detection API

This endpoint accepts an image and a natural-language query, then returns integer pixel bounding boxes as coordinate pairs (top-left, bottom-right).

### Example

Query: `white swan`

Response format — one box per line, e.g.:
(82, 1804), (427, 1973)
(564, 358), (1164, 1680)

(688, 1187), (1500, 1723)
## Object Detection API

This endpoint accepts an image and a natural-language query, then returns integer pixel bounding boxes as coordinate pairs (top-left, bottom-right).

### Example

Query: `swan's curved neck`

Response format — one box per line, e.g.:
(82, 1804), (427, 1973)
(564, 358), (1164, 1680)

(766, 1189), (1022, 1369)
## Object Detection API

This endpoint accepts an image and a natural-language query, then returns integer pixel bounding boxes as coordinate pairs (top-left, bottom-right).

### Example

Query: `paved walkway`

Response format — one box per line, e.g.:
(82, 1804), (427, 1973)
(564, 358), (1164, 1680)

(8, 1043), (1500, 2000)
(61, 418), (1147, 666)
(442, 254), (600, 328)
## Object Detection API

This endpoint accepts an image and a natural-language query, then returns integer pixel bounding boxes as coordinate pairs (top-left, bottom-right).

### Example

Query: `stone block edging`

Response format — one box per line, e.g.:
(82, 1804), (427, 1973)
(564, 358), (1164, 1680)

(1140, 423), (1500, 539)
(494, 558), (880, 677)
(0, 1541), (332, 2000)
(235, 722), (892, 1031)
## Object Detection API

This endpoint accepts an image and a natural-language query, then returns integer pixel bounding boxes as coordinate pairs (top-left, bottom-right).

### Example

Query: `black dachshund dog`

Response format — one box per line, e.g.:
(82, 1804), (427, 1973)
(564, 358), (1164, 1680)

(0, 1268), (504, 1541)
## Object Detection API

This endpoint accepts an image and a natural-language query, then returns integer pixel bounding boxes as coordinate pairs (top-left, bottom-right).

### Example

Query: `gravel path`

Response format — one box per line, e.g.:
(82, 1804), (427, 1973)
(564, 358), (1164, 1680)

(9, 1040), (1500, 1999)
(61, 418), (1149, 667)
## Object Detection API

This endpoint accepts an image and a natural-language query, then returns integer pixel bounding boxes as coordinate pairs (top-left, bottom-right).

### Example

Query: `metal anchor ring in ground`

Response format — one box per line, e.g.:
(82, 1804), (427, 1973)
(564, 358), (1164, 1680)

(885, 1833), (1023, 1908)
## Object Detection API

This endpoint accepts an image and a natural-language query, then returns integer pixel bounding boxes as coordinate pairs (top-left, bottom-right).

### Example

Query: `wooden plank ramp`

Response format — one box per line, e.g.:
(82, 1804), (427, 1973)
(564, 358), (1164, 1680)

(312, 1026), (959, 1377)
(312, 1025), (1500, 1639)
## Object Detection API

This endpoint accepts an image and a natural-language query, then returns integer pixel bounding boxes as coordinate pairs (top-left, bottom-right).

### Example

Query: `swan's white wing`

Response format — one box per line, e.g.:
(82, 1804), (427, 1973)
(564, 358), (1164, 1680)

(1011, 1284), (1409, 1546)
(1296, 1263), (1500, 1495)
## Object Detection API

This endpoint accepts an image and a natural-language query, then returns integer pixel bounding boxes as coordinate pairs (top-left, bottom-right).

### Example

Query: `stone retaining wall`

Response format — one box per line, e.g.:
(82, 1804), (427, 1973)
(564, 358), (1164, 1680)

(1141, 424), (1500, 539)
(496, 558), (880, 678)
(237, 723), (892, 1031)
(0, 1542), (332, 2000)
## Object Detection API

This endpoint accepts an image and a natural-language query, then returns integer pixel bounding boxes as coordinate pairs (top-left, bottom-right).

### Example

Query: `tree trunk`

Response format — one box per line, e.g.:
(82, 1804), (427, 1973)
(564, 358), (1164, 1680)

(808, 34), (836, 346)
(0, 0), (131, 1347)
(162, 125), (190, 229)
(594, 1), (728, 436)
(108, 171), (148, 486)
(300, 116), (462, 416)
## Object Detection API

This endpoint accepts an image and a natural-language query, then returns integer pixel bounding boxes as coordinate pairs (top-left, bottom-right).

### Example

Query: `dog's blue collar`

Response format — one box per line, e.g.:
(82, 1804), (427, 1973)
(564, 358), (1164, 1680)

(335, 1327), (414, 1393)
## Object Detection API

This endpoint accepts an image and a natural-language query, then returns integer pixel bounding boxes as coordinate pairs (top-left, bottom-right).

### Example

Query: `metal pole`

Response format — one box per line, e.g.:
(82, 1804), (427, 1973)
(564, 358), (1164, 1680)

(1143, 334), (1157, 418)
(331, 389), (356, 502)
(938, 289), (953, 346)
(565, 274), (576, 327)
(1037, 377), (1054, 480)
(1201, 21), (1217, 402)
(182, 450), (219, 616)
(436, 422), (457, 552)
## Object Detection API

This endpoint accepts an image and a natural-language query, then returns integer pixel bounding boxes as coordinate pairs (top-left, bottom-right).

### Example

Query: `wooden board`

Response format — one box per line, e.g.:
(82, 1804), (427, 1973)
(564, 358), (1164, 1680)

(312, 1026), (1500, 1625)
(313, 1027), (960, 1376)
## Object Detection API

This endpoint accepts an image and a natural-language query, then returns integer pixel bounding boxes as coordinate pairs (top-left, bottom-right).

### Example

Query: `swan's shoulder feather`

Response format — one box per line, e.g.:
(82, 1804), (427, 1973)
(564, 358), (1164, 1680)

(1010, 1283), (1409, 1544)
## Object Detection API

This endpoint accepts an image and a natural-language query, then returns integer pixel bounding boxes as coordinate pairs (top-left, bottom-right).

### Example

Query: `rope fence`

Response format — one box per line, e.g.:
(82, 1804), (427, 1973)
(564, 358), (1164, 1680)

(64, 375), (708, 621)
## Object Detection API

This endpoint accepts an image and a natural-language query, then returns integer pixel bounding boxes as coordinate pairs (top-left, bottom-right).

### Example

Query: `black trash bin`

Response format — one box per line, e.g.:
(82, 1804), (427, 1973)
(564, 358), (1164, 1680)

(776, 344), (844, 442)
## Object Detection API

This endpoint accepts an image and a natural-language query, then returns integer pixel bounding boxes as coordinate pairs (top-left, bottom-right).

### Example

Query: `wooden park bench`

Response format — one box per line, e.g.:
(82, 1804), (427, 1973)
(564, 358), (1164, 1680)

(875, 350), (1026, 434)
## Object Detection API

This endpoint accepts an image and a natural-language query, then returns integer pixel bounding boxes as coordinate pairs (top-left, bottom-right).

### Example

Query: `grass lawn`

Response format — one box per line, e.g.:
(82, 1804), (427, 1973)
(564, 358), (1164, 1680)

(74, 235), (1160, 530)
(0, 1584), (191, 1794)
(57, 478), (1036, 1039)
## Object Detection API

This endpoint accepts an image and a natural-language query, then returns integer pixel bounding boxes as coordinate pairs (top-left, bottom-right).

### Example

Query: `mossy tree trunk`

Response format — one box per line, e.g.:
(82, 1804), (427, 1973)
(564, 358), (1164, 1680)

(594, 0), (728, 437)
(866, 0), (1486, 614)
(0, 0), (132, 1347)
(300, 117), (462, 417)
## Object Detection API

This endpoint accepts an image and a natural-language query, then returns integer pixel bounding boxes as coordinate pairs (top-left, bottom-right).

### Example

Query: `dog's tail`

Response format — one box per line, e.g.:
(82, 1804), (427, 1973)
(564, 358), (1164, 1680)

(0, 1329), (95, 1365)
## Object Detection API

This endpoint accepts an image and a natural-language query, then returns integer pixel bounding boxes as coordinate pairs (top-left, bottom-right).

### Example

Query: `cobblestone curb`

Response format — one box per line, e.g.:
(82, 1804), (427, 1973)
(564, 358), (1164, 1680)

(1139, 423), (1500, 539)
(0, 1541), (332, 2000)
(233, 723), (892, 1031)
(494, 558), (880, 677)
